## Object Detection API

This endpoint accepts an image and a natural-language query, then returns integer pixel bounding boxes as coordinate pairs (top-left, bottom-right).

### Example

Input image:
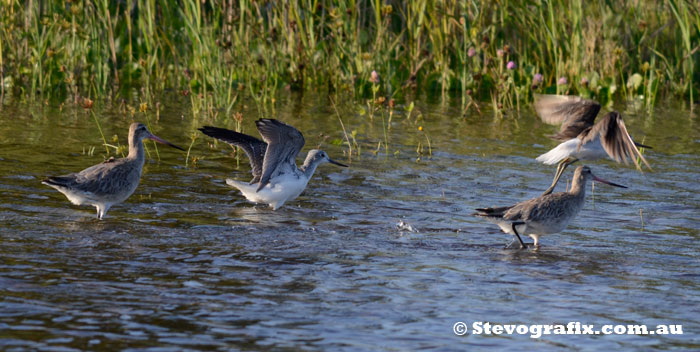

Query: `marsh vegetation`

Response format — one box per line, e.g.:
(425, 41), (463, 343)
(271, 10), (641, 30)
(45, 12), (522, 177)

(1, 0), (698, 115)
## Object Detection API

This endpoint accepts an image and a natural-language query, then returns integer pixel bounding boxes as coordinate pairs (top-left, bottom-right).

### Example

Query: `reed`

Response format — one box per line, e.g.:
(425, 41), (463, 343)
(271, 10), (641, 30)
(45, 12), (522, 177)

(0, 0), (696, 112)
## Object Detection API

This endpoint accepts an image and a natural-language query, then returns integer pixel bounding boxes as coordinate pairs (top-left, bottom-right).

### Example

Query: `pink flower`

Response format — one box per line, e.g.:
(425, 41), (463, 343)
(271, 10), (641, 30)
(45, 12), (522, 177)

(468, 47), (476, 57)
(533, 73), (543, 84)
(557, 77), (568, 85)
(507, 61), (516, 70)
(370, 70), (379, 84)
(497, 49), (504, 57)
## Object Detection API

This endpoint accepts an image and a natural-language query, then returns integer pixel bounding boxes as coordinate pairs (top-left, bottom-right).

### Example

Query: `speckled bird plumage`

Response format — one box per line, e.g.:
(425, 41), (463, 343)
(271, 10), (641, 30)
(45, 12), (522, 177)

(475, 165), (626, 248)
(43, 123), (183, 219)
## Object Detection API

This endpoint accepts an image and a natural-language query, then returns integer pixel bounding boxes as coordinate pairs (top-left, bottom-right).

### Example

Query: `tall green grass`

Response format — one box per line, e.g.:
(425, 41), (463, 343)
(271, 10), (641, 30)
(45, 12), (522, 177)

(0, 0), (698, 112)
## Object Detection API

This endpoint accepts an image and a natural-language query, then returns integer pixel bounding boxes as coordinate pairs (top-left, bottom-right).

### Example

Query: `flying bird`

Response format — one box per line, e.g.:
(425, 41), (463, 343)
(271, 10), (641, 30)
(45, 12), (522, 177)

(534, 94), (651, 195)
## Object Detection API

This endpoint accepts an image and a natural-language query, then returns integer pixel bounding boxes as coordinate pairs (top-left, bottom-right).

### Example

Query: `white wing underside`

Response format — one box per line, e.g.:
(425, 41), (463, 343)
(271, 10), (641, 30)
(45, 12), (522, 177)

(536, 137), (608, 165)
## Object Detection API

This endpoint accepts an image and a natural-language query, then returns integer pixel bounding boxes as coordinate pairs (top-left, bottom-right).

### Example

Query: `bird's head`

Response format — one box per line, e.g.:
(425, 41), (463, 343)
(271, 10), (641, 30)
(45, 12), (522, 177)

(129, 122), (184, 151)
(573, 165), (626, 188)
(305, 149), (348, 168)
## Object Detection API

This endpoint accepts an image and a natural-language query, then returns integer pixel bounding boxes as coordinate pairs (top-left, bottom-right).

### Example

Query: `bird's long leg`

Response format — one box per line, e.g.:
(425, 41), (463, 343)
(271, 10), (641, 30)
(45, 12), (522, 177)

(541, 157), (579, 196)
(542, 161), (567, 196)
(511, 222), (527, 249)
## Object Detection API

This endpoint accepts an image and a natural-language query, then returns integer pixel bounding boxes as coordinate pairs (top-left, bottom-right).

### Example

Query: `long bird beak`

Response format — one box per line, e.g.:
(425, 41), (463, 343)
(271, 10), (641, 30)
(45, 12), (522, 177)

(328, 158), (348, 167)
(148, 134), (186, 151)
(592, 174), (627, 188)
(634, 141), (652, 149)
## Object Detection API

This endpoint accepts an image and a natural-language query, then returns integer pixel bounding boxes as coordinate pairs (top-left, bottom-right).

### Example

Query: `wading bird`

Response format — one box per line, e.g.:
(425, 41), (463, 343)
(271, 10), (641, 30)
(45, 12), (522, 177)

(43, 123), (184, 219)
(199, 119), (347, 210)
(474, 165), (626, 249)
(534, 94), (651, 195)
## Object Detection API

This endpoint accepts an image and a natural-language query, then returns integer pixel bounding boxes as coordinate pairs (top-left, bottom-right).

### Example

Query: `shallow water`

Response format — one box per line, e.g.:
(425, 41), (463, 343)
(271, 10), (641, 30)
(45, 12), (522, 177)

(1, 95), (699, 350)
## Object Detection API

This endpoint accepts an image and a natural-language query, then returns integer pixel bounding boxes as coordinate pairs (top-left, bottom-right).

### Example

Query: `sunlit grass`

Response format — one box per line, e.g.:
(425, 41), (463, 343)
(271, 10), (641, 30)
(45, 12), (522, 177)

(0, 0), (697, 113)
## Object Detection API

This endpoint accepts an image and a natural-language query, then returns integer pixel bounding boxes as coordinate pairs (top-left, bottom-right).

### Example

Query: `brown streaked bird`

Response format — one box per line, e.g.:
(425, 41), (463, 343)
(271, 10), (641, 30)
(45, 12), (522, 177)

(474, 165), (626, 249)
(42, 123), (184, 219)
(534, 94), (651, 195)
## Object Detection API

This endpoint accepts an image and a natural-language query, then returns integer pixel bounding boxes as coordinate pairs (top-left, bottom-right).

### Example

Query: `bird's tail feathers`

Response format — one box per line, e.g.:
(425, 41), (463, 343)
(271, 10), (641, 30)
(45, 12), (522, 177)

(473, 205), (513, 218)
(42, 176), (73, 188)
(226, 178), (248, 189)
(536, 146), (568, 165)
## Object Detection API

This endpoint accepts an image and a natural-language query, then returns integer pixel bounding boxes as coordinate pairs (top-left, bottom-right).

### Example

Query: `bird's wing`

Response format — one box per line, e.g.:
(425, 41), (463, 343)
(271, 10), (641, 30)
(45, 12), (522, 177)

(502, 201), (528, 221)
(580, 112), (651, 170)
(46, 159), (134, 196)
(510, 193), (571, 222)
(255, 119), (305, 191)
(199, 126), (268, 181)
(534, 94), (601, 141)
(77, 161), (138, 195)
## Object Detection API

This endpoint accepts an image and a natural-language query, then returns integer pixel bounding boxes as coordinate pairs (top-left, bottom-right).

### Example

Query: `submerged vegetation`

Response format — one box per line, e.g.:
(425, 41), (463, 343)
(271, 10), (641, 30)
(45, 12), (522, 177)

(0, 0), (698, 113)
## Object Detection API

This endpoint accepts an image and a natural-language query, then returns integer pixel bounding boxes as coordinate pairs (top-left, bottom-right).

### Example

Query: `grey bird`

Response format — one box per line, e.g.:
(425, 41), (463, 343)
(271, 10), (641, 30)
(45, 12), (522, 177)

(42, 123), (184, 219)
(475, 165), (626, 249)
(534, 94), (651, 195)
(199, 119), (347, 210)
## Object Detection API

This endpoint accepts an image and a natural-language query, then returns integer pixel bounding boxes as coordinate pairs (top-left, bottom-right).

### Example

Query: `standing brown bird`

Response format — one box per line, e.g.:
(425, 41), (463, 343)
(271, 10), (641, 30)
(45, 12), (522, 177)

(42, 123), (184, 219)
(475, 165), (626, 248)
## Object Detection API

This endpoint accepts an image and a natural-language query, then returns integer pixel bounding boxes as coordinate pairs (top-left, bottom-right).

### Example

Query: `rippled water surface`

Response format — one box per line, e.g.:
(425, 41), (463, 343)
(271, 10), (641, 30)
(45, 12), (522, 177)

(1, 96), (699, 350)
